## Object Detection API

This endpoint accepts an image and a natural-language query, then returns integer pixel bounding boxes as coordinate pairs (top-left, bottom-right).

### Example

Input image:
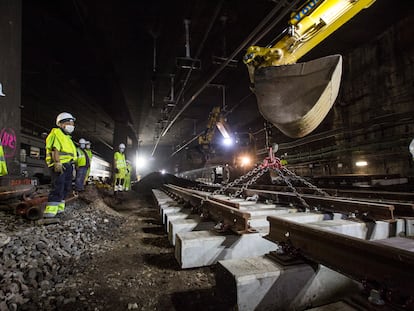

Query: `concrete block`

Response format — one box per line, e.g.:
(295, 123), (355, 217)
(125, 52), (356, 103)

(175, 230), (278, 269)
(168, 218), (215, 245)
(160, 205), (183, 224)
(216, 256), (360, 311)
(248, 216), (271, 228)
(307, 219), (368, 239)
(273, 212), (326, 223)
(370, 219), (405, 240)
(242, 206), (293, 217)
(164, 210), (192, 232)
(152, 189), (174, 205)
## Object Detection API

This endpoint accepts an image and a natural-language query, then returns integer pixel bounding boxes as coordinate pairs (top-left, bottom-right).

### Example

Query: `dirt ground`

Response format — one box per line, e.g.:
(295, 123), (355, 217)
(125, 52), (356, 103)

(59, 190), (233, 311)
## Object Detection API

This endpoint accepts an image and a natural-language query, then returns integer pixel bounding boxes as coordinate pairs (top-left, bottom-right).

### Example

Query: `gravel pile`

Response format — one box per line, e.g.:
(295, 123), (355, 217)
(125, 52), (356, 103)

(0, 190), (124, 311)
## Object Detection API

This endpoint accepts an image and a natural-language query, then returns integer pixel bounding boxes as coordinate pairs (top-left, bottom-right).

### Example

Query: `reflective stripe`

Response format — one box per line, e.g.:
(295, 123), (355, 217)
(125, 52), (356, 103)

(59, 151), (75, 156)
(114, 152), (126, 168)
(44, 202), (59, 217)
(57, 201), (65, 213)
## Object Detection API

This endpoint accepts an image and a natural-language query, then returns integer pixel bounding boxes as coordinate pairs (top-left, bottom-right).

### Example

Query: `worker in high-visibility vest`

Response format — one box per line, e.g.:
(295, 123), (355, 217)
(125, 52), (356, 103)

(123, 160), (132, 191)
(113, 143), (127, 195)
(44, 112), (77, 218)
(0, 144), (8, 176)
(280, 155), (288, 166)
(74, 138), (90, 193)
(84, 140), (93, 184)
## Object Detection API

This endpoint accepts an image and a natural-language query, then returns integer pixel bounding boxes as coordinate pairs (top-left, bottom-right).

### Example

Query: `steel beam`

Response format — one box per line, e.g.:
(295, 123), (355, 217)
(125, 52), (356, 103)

(202, 200), (251, 234)
(164, 185), (252, 234)
(164, 184), (204, 207)
(244, 189), (395, 220)
(250, 185), (414, 216)
(266, 216), (414, 302)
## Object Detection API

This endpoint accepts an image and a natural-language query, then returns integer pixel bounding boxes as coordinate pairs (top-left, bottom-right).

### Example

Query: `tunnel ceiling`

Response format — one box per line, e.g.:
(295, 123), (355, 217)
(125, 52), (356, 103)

(21, 0), (414, 160)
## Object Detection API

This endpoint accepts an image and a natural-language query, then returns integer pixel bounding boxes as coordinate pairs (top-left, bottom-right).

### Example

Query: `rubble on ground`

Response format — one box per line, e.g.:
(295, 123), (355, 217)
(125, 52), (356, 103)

(0, 186), (124, 311)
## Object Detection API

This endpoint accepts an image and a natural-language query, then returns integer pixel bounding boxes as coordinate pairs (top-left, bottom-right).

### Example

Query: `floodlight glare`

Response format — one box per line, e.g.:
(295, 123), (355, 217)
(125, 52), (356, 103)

(355, 161), (368, 167)
(240, 156), (251, 167)
(135, 156), (148, 169)
(222, 137), (233, 146)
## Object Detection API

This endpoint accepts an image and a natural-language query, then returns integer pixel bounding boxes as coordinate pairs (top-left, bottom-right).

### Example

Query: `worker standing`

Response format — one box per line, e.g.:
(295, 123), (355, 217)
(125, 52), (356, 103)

(84, 140), (93, 184)
(280, 155), (288, 166)
(44, 112), (77, 218)
(0, 143), (8, 176)
(123, 160), (132, 191)
(74, 138), (90, 193)
(113, 143), (127, 195)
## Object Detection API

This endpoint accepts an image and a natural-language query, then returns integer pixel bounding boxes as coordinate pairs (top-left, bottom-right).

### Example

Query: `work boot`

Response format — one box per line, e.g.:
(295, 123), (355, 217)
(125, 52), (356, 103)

(44, 203), (58, 218)
(57, 201), (65, 214)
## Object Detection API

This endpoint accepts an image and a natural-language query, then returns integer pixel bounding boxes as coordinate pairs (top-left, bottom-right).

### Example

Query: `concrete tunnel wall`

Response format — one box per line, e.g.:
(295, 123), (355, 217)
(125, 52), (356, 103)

(0, 0), (22, 176)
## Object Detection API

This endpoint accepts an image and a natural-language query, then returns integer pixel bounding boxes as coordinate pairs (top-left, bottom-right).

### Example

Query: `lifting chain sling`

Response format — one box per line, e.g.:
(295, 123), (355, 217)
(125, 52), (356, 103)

(212, 166), (263, 196)
(281, 167), (330, 197)
(232, 167), (269, 198)
(273, 167), (311, 210)
(211, 147), (328, 211)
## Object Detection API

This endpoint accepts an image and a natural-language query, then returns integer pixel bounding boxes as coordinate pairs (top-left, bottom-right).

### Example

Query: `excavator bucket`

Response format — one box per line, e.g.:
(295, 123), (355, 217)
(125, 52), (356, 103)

(254, 54), (342, 138)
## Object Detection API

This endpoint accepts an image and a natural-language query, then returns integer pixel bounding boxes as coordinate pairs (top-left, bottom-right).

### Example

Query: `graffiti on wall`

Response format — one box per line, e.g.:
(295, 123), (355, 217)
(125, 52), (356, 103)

(0, 128), (17, 158)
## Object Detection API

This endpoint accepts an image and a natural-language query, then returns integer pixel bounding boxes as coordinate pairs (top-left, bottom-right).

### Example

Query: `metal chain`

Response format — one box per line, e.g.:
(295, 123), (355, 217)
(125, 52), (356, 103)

(212, 166), (262, 195)
(232, 167), (269, 198)
(273, 168), (310, 210)
(282, 167), (330, 197)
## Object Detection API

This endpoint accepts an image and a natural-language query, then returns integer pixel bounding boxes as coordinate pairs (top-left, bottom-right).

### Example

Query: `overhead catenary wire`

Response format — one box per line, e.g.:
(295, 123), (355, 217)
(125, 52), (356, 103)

(151, 0), (224, 156)
(153, 0), (301, 157)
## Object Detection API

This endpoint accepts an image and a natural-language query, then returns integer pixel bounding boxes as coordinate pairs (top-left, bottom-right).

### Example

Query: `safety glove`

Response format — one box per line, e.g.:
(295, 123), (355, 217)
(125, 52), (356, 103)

(115, 168), (119, 174)
(53, 162), (64, 174)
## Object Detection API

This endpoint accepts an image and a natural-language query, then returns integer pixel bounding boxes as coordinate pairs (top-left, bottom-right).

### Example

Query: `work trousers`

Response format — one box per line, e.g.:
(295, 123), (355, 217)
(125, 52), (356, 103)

(48, 163), (73, 202)
(75, 166), (88, 191)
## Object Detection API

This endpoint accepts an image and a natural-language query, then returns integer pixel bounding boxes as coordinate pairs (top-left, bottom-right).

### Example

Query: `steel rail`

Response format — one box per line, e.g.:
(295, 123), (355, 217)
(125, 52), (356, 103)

(164, 184), (205, 208)
(266, 216), (414, 304)
(163, 184), (251, 234)
(250, 184), (414, 211)
(180, 187), (242, 209)
(202, 200), (252, 234)
(243, 189), (395, 220)
(197, 184), (413, 217)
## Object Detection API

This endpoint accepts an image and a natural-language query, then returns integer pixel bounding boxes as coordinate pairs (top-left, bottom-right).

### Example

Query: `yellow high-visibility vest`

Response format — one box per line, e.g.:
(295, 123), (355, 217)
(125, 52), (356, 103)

(45, 128), (77, 167)
(0, 145), (8, 176)
(76, 148), (88, 167)
(114, 152), (126, 178)
(114, 152), (126, 169)
(85, 149), (93, 161)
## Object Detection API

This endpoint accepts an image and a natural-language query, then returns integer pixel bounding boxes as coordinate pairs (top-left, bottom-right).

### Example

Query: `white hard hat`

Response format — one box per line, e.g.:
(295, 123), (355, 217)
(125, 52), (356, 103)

(409, 138), (414, 157)
(79, 138), (87, 144)
(119, 143), (126, 149)
(85, 141), (91, 145)
(56, 112), (76, 126)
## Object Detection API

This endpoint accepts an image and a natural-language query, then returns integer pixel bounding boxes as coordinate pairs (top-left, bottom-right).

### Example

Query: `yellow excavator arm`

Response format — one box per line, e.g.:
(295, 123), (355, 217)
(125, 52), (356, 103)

(244, 0), (375, 138)
(199, 106), (233, 147)
(198, 106), (222, 146)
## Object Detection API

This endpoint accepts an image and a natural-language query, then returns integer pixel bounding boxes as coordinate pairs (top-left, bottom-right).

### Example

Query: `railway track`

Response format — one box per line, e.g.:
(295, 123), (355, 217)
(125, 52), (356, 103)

(153, 182), (414, 310)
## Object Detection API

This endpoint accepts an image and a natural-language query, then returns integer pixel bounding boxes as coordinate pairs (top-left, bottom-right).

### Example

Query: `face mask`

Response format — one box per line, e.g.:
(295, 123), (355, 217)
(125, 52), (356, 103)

(80, 144), (86, 149)
(64, 125), (75, 134)
(119, 148), (125, 153)
(86, 145), (91, 149)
